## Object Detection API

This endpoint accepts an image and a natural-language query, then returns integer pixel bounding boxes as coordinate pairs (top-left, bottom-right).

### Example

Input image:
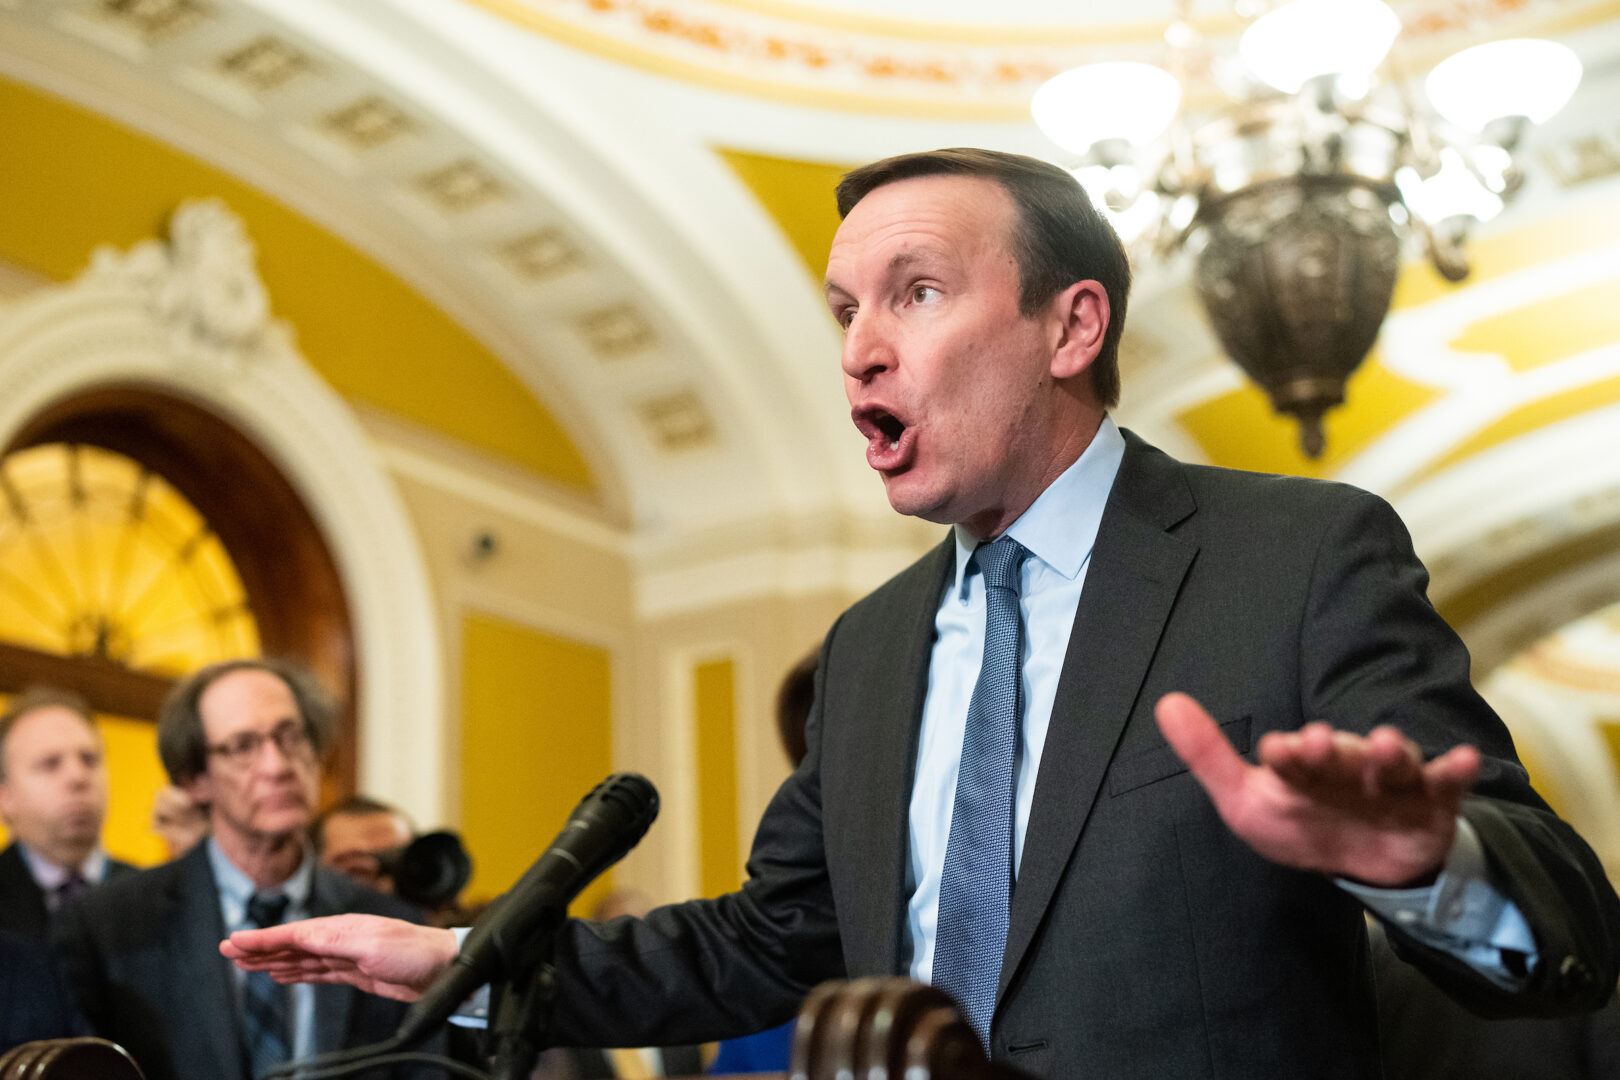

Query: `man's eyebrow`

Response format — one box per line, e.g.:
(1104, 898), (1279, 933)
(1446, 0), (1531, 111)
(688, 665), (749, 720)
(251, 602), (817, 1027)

(824, 250), (940, 299)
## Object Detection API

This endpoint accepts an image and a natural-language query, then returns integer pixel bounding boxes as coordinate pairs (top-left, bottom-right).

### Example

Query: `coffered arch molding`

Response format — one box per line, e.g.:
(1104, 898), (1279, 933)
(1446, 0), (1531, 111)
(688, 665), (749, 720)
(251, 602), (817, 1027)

(0, 205), (447, 824)
(1400, 405), (1620, 679)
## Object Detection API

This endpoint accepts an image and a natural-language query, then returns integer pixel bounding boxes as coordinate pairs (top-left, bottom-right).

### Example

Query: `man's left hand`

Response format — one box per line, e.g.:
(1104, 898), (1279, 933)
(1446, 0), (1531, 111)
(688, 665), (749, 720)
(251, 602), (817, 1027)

(1155, 692), (1481, 887)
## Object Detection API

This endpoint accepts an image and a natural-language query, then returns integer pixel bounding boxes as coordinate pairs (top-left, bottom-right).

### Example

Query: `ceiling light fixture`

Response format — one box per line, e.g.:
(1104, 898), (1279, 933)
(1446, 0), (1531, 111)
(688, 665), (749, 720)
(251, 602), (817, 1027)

(1033, 1), (1581, 456)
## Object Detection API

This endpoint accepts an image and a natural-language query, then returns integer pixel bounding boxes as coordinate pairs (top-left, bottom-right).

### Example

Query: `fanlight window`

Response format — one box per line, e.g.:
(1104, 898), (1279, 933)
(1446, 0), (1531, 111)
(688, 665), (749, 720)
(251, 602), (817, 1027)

(0, 442), (259, 676)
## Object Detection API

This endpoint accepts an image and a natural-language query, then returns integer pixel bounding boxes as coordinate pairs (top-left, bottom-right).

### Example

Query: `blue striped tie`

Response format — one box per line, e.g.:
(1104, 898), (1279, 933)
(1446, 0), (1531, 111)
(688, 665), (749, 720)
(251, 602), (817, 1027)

(932, 536), (1029, 1049)
(242, 893), (291, 1079)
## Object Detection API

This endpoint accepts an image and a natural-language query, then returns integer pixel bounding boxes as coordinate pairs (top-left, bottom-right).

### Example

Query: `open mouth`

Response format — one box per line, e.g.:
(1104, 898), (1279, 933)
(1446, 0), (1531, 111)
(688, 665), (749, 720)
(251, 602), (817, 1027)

(853, 406), (907, 450)
(851, 406), (915, 472)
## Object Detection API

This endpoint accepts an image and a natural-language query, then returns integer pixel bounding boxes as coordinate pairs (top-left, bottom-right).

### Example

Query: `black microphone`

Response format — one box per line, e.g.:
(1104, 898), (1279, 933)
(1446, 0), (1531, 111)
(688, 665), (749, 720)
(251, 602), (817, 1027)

(395, 772), (659, 1046)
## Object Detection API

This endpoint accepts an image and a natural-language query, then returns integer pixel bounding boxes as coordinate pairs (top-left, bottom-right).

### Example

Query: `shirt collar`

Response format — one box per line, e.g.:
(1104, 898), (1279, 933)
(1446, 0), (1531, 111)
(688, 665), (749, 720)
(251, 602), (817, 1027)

(949, 416), (1126, 596)
(19, 843), (107, 888)
(207, 835), (315, 913)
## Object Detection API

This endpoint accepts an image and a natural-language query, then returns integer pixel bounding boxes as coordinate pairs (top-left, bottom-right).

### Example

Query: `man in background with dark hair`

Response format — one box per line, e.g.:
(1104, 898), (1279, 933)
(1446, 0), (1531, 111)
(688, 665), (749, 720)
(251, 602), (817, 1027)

(0, 687), (135, 942)
(227, 150), (1620, 1079)
(313, 794), (414, 895)
(54, 659), (439, 1080)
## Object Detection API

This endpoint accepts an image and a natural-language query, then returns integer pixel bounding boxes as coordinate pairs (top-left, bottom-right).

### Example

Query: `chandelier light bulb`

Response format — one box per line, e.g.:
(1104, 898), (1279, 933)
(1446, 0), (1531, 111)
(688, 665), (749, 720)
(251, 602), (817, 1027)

(1032, 62), (1182, 154)
(1395, 148), (1505, 225)
(1239, 0), (1402, 94)
(1425, 39), (1583, 133)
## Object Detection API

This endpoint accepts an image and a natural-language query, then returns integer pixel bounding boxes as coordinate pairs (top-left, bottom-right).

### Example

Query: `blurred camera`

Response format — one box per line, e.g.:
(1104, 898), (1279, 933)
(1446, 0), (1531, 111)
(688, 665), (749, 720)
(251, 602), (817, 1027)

(375, 830), (473, 910)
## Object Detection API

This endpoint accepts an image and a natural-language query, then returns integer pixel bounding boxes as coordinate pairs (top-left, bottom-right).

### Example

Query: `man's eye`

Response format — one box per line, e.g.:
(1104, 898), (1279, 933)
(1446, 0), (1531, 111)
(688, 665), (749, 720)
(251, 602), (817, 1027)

(911, 285), (939, 304)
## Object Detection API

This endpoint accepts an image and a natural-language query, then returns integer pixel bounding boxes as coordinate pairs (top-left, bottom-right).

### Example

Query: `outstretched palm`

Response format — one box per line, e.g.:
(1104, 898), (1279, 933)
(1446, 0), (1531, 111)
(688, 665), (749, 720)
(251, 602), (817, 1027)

(1155, 692), (1481, 887)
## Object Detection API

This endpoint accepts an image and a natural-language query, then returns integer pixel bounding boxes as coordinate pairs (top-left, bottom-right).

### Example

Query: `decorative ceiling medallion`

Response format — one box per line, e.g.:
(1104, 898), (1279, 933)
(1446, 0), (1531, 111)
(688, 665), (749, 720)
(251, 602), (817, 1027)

(323, 95), (416, 150)
(638, 389), (715, 451)
(416, 158), (509, 213)
(218, 35), (317, 92)
(465, 0), (1603, 116)
(578, 303), (656, 359)
(497, 228), (586, 282)
(98, 0), (211, 41)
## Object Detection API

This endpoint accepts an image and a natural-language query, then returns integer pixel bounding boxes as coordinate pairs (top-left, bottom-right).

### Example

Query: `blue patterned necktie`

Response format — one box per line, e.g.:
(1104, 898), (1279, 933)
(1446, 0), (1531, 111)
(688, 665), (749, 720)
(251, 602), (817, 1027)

(242, 893), (291, 1079)
(932, 536), (1030, 1049)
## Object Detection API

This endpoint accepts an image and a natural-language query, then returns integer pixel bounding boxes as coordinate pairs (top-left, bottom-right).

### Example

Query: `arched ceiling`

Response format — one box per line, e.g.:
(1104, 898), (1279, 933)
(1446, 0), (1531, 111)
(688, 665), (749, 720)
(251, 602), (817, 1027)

(3, 0), (1620, 583)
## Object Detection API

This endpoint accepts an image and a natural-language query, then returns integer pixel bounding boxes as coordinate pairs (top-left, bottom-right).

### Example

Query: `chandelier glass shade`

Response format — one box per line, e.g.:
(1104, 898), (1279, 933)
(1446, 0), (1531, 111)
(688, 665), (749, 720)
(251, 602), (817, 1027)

(1033, 0), (1582, 456)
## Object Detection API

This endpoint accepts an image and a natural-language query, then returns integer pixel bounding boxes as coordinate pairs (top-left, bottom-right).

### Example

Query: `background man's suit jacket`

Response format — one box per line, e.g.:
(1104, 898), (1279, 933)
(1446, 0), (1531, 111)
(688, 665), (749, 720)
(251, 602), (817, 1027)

(53, 841), (439, 1080)
(539, 432), (1620, 1080)
(0, 928), (87, 1054)
(0, 841), (136, 942)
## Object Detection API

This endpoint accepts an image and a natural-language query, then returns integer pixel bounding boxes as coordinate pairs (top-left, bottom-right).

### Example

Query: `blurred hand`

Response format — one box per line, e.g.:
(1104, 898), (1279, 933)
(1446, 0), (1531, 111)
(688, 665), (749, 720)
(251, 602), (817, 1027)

(1155, 692), (1481, 887)
(222, 914), (458, 1001)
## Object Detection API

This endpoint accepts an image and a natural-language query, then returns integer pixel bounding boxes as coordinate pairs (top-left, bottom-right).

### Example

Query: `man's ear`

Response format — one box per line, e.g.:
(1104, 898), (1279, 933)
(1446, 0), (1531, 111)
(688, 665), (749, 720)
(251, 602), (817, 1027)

(1049, 280), (1110, 381)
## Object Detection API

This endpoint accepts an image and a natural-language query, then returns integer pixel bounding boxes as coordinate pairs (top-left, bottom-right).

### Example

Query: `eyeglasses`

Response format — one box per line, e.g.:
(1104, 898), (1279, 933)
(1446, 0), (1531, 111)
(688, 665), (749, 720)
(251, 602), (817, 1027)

(206, 720), (315, 769)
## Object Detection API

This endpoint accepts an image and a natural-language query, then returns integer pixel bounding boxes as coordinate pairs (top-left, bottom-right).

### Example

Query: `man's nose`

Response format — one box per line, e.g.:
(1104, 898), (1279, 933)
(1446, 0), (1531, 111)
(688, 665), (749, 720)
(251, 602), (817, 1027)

(840, 313), (894, 383)
(254, 739), (297, 775)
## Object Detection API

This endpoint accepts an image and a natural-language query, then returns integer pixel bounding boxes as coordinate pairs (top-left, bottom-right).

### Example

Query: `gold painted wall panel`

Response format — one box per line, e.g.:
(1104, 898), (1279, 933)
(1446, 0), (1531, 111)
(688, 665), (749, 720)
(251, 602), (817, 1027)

(460, 611), (615, 908)
(694, 656), (741, 897)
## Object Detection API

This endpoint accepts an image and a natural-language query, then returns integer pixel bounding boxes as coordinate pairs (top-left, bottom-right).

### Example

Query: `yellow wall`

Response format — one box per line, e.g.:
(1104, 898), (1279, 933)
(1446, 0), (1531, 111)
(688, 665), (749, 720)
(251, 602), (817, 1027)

(459, 611), (615, 909)
(0, 75), (595, 495)
(694, 657), (741, 897)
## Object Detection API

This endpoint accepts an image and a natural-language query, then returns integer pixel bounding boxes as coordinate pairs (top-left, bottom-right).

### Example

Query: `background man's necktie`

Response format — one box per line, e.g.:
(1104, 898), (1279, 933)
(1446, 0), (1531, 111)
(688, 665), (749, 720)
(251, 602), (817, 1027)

(49, 871), (88, 912)
(242, 893), (292, 1079)
(931, 536), (1030, 1049)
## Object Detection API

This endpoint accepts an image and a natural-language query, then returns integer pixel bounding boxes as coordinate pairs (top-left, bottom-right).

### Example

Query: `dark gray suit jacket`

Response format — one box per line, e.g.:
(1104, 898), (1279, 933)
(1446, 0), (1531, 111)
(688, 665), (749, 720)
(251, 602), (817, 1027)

(541, 432), (1620, 1079)
(0, 842), (137, 943)
(52, 841), (439, 1080)
(0, 928), (87, 1053)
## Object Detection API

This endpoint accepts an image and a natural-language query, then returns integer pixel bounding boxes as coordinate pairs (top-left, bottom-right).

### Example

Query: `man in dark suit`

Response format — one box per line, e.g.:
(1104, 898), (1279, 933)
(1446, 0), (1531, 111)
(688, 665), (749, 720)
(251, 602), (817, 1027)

(54, 659), (437, 1080)
(222, 150), (1620, 1078)
(0, 688), (136, 942)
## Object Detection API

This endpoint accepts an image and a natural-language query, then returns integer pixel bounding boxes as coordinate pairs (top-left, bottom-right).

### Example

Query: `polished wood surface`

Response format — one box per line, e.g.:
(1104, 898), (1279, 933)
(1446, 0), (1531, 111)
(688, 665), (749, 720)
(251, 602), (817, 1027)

(786, 977), (1034, 1080)
(0, 1038), (145, 1080)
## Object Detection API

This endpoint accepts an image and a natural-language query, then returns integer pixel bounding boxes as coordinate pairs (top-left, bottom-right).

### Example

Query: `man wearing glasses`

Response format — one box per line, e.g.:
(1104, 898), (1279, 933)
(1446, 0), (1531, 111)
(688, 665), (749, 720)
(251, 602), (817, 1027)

(53, 659), (437, 1080)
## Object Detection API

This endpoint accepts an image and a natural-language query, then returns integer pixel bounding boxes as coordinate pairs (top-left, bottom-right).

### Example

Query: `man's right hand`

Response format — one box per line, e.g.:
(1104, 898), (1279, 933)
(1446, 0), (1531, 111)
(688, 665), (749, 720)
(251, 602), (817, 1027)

(221, 914), (459, 1002)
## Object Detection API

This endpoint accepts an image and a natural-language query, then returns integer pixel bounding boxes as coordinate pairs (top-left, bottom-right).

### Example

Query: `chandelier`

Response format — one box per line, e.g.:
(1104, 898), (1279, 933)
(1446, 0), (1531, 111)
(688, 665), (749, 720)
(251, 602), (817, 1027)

(1032, 0), (1582, 457)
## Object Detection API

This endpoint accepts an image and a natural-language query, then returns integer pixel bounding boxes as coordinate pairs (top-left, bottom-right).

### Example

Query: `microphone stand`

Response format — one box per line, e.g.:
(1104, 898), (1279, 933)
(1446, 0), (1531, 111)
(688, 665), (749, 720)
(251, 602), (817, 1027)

(489, 911), (565, 1080)
(490, 962), (558, 1080)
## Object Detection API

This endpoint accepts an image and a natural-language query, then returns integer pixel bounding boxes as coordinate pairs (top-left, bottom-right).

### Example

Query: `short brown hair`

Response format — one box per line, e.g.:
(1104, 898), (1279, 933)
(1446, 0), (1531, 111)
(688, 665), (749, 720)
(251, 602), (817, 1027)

(312, 794), (411, 854)
(158, 658), (336, 787)
(0, 687), (95, 780)
(835, 148), (1132, 408)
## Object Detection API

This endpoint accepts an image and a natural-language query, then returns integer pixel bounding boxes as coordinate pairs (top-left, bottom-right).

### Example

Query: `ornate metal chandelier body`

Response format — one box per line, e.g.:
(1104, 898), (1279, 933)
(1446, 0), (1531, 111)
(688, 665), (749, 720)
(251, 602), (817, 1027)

(1033, 2), (1580, 457)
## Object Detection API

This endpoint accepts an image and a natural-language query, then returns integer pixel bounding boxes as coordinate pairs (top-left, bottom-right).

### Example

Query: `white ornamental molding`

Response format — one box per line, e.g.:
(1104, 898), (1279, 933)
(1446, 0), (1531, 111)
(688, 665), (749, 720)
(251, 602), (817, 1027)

(83, 197), (283, 376)
(0, 200), (449, 825)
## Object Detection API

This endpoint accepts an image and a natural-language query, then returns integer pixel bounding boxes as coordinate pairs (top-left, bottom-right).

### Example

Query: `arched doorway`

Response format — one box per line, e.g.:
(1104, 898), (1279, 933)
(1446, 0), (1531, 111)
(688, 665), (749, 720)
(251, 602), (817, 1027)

(1, 386), (357, 799)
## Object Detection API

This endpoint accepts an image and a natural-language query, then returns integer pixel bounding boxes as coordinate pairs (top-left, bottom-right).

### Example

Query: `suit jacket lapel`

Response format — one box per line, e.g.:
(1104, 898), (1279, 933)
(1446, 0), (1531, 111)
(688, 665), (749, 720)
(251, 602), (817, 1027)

(999, 432), (1198, 995)
(836, 536), (954, 976)
(172, 844), (250, 1080)
(309, 867), (356, 1053)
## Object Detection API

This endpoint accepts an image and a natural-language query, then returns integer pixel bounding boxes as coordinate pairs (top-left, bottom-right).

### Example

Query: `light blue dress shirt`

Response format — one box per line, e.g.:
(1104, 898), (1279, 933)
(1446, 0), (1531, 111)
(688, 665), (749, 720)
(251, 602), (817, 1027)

(904, 416), (1536, 987)
(208, 838), (318, 1060)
